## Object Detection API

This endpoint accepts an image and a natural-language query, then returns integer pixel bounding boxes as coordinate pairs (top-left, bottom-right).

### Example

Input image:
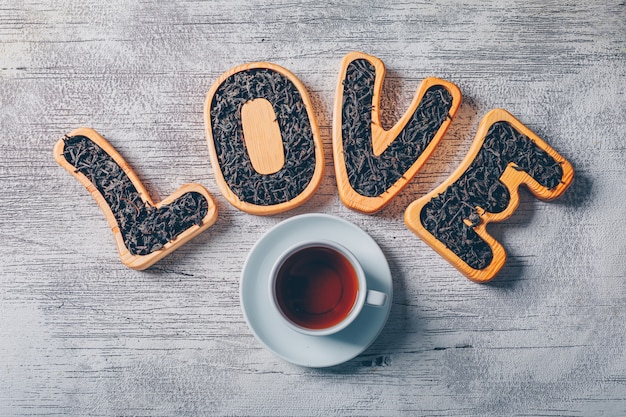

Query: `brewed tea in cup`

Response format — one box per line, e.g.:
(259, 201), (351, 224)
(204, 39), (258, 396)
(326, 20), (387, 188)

(269, 240), (387, 336)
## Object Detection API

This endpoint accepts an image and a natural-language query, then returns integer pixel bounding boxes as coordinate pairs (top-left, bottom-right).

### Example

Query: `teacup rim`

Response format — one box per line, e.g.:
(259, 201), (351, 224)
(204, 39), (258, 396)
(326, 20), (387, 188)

(268, 238), (367, 337)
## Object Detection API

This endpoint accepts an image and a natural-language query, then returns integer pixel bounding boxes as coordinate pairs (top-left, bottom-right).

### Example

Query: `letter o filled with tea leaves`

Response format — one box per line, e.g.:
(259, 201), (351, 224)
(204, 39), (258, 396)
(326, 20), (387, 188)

(204, 63), (324, 215)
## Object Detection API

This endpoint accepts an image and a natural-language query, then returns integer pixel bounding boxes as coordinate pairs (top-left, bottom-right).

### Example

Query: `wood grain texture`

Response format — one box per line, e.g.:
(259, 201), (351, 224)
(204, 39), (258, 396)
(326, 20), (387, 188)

(1, 0), (625, 416)
(241, 98), (285, 175)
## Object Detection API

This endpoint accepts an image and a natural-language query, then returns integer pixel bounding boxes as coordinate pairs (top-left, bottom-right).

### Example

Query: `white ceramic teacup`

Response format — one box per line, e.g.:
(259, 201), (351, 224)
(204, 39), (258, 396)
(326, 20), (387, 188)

(268, 239), (387, 336)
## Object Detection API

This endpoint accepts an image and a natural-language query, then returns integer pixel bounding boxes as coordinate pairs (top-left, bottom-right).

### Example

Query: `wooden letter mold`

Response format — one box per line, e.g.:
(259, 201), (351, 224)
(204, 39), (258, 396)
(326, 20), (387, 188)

(404, 109), (574, 282)
(54, 128), (218, 270)
(204, 62), (324, 215)
(333, 52), (462, 213)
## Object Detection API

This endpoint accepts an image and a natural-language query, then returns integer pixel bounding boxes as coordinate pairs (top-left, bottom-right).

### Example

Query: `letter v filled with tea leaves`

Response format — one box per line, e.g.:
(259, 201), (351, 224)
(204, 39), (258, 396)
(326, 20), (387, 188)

(333, 51), (462, 213)
(54, 128), (218, 270)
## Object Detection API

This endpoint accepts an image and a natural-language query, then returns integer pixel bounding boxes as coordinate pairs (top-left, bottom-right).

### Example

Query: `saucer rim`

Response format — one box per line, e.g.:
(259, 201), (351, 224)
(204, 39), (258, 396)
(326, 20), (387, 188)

(239, 213), (393, 367)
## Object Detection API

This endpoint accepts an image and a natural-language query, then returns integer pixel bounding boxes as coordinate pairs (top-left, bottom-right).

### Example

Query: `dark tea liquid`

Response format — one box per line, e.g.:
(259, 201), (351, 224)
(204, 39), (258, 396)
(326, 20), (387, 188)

(275, 246), (359, 330)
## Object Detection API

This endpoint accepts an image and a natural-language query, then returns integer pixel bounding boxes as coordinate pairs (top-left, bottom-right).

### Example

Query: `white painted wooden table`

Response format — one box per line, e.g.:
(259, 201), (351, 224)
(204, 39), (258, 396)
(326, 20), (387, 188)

(1, 1), (625, 415)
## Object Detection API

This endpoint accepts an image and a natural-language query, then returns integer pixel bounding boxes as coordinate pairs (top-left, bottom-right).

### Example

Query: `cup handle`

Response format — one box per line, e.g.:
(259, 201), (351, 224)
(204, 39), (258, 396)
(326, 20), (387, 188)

(365, 289), (387, 307)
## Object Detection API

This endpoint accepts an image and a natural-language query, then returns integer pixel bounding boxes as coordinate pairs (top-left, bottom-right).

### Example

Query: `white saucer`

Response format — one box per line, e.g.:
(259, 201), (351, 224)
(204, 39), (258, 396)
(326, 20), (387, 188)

(240, 213), (393, 367)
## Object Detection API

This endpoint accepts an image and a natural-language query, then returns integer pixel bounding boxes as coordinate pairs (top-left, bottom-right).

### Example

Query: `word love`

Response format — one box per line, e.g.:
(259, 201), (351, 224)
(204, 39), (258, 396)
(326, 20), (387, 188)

(55, 51), (574, 281)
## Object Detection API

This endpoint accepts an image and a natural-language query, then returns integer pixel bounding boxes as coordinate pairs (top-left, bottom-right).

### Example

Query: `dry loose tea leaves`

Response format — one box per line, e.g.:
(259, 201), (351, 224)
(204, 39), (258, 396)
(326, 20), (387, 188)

(341, 58), (454, 197)
(62, 135), (209, 256)
(419, 121), (564, 270)
(209, 68), (316, 206)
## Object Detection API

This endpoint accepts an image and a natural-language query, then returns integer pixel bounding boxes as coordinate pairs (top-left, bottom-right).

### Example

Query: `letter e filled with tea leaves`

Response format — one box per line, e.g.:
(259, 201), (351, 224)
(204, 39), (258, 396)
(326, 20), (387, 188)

(404, 109), (574, 282)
